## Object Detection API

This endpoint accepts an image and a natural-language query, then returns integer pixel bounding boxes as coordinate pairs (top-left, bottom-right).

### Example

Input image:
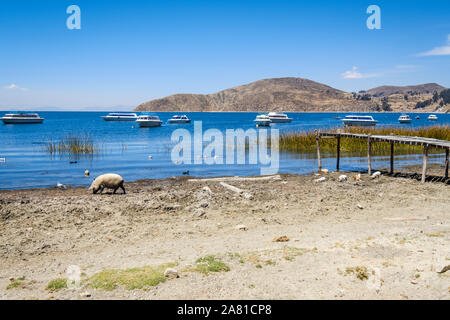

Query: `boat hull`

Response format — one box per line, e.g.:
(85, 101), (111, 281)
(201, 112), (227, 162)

(1, 118), (44, 124)
(254, 120), (271, 126)
(102, 116), (138, 121)
(268, 118), (292, 123)
(137, 121), (162, 127)
(399, 120), (412, 124)
(342, 120), (377, 127)
(168, 119), (191, 124)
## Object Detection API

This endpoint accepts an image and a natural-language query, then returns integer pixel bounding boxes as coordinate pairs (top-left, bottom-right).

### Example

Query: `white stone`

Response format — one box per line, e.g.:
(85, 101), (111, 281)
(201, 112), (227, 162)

(164, 268), (179, 279)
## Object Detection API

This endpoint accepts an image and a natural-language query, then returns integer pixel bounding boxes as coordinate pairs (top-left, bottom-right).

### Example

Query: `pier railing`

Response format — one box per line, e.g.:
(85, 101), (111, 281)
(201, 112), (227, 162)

(315, 130), (450, 183)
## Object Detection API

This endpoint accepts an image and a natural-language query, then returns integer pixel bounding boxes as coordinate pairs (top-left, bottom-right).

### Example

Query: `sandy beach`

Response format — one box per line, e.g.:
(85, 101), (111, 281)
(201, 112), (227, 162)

(0, 165), (449, 300)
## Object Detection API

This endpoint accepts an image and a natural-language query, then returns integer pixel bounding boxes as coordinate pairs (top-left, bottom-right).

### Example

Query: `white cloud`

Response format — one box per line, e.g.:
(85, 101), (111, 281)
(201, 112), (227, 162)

(341, 67), (374, 79)
(3, 83), (28, 91)
(417, 34), (450, 56)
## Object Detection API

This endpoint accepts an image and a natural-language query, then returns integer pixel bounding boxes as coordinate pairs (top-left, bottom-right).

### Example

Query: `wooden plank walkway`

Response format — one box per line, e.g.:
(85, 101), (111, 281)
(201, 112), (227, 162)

(315, 131), (450, 183)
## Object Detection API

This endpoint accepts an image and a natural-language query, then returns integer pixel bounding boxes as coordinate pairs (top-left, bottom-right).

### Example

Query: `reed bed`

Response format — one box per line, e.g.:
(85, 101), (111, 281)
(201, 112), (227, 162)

(46, 134), (101, 155)
(278, 126), (450, 157)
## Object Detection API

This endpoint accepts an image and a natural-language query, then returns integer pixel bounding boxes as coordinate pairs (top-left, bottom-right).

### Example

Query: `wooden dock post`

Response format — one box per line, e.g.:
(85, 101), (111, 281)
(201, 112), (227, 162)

(445, 148), (449, 179)
(422, 145), (429, 183)
(367, 134), (372, 176)
(336, 134), (341, 172)
(390, 142), (394, 174)
(315, 130), (322, 171)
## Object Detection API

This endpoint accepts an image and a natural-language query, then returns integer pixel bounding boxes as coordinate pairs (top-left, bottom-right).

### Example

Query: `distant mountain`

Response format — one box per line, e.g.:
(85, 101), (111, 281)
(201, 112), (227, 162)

(135, 77), (378, 112)
(135, 78), (448, 113)
(366, 83), (446, 97)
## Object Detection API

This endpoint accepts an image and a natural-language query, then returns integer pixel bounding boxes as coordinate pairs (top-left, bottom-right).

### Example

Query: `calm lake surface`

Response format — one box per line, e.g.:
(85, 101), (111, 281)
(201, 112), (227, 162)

(1, 112), (449, 189)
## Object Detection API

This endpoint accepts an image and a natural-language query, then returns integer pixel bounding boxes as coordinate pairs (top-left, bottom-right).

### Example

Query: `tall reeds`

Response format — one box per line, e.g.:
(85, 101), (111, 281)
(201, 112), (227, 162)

(46, 134), (100, 155)
(278, 126), (450, 156)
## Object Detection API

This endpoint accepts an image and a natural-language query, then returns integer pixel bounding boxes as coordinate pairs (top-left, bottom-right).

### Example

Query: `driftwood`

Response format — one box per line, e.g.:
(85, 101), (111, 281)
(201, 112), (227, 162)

(188, 175), (281, 183)
(383, 217), (428, 222)
(219, 182), (253, 200)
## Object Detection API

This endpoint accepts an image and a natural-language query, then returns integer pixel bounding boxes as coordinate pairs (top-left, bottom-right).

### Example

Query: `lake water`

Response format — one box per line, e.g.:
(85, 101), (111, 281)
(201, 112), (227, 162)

(0, 112), (449, 190)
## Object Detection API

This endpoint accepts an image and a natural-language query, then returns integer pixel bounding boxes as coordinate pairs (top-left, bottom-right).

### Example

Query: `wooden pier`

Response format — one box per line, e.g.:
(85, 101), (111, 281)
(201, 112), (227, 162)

(315, 131), (450, 183)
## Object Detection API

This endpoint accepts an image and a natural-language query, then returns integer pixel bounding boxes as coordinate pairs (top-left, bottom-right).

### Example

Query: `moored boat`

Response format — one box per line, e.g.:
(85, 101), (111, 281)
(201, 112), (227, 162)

(398, 114), (412, 123)
(101, 113), (138, 121)
(254, 114), (271, 127)
(267, 112), (292, 123)
(341, 115), (378, 127)
(427, 114), (438, 121)
(136, 115), (162, 127)
(168, 115), (191, 124)
(1, 113), (44, 124)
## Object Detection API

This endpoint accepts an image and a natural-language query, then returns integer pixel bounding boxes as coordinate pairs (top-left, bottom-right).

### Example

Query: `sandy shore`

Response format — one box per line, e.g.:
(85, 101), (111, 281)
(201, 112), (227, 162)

(0, 166), (449, 300)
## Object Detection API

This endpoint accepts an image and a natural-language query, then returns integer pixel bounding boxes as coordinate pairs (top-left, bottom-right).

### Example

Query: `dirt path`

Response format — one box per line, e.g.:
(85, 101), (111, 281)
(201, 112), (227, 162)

(0, 169), (449, 300)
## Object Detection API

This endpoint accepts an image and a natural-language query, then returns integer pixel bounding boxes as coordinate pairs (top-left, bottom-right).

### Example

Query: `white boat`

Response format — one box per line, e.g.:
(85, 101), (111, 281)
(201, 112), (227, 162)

(168, 115), (191, 124)
(427, 114), (438, 121)
(398, 114), (412, 123)
(267, 112), (292, 123)
(254, 114), (271, 127)
(136, 115), (162, 127)
(1, 113), (44, 124)
(342, 115), (378, 127)
(101, 113), (138, 121)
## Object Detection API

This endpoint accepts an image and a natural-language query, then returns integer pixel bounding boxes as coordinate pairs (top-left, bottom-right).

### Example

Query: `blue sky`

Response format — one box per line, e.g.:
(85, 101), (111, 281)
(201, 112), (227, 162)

(0, 0), (449, 110)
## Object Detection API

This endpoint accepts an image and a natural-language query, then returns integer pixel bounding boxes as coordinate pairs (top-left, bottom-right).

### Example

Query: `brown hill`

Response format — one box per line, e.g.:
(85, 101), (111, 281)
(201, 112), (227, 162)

(135, 77), (378, 112)
(366, 83), (446, 97)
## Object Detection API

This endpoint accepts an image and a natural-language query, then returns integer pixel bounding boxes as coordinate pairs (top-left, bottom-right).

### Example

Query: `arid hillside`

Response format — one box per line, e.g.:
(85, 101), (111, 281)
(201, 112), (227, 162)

(366, 83), (446, 97)
(135, 78), (449, 113)
(135, 78), (378, 112)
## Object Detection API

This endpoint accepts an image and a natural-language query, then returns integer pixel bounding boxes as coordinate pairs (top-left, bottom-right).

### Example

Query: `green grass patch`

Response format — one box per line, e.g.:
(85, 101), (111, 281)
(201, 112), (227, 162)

(46, 278), (68, 292)
(193, 255), (230, 275)
(6, 280), (25, 290)
(87, 263), (176, 291)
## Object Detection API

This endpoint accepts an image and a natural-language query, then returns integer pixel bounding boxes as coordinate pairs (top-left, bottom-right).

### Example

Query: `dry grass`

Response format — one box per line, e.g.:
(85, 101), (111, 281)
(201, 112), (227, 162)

(278, 126), (450, 156)
(45, 134), (101, 155)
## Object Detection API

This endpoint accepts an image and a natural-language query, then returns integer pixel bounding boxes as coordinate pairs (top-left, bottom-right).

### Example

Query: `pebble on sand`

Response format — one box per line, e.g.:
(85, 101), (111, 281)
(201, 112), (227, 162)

(164, 268), (179, 279)
(235, 224), (248, 231)
(273, 236), (290, 242)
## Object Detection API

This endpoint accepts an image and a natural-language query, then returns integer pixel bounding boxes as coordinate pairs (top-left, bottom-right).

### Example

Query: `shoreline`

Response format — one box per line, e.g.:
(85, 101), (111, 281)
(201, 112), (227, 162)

(2, 110), (449, 114)
(1, 166), (449, 300)
(0, 162), (447, 192)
